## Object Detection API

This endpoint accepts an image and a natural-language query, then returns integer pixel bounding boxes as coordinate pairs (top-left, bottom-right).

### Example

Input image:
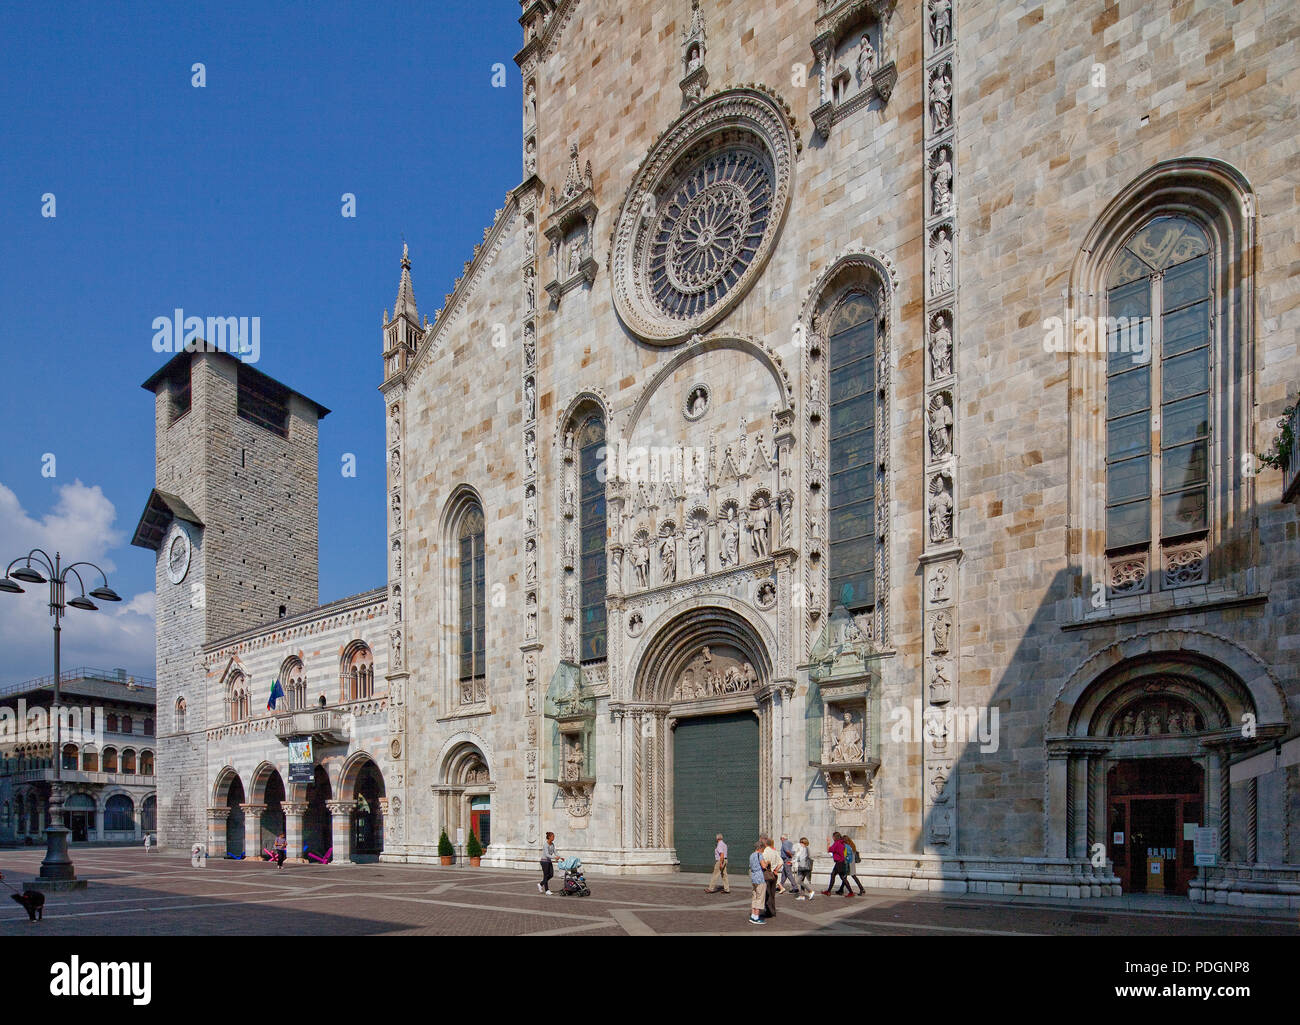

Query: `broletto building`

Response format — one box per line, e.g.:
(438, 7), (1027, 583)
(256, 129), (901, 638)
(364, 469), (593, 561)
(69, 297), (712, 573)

(137, 0), (1300, 906)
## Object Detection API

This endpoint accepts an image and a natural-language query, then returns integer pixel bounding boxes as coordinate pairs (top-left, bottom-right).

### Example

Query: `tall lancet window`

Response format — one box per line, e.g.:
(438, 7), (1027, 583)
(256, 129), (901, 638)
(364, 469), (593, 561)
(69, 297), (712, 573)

(1105, 216), (1212, 586)
(458, 504), (487, 694)
(578, 417), (607, 662)
(828, 292), (878, 615)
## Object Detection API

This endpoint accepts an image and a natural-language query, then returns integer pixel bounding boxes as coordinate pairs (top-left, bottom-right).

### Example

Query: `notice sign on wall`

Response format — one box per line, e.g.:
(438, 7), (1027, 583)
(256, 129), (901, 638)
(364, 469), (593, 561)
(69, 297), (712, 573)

(288, 737), (314, 784)
(1193, 826), (1219, 868)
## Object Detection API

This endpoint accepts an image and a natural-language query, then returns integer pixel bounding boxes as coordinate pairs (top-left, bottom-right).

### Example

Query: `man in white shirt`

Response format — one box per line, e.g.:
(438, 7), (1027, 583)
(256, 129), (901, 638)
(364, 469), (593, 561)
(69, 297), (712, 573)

(706, 833), (730, 893)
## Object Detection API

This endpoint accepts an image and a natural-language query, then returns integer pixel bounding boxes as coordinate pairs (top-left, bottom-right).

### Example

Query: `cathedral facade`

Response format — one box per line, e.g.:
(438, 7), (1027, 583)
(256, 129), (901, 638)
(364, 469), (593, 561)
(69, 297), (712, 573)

(139, 0), (1300, 906)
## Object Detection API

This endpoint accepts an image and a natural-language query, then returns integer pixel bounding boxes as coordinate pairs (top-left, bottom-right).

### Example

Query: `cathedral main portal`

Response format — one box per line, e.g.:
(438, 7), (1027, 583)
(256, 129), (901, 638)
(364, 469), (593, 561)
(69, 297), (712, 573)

(673, 711), (759, 873)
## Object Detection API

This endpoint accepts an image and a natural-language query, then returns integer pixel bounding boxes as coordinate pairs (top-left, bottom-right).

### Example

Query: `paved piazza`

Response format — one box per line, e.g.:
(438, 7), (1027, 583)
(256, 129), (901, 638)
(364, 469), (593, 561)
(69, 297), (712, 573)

(1, 848), (1294, 937)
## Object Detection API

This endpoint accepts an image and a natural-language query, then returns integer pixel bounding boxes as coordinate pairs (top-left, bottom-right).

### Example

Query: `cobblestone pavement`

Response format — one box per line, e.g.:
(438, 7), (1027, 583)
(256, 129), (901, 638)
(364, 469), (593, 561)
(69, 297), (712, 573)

(0, 848), (1295, 936)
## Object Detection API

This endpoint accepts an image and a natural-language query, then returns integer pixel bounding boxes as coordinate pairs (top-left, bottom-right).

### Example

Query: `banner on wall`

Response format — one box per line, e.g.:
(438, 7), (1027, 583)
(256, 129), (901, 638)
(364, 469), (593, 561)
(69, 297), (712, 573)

(288, 737), (314, 784)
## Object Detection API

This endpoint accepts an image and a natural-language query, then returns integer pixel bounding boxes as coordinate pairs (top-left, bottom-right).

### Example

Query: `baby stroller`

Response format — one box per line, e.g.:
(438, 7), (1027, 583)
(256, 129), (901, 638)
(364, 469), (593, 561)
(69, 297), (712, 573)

(557, 855), (590, 897)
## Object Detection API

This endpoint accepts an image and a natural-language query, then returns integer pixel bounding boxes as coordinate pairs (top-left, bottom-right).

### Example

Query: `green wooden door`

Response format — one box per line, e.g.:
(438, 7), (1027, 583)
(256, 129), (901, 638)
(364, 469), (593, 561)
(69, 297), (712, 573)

(673, 711), (759, 873)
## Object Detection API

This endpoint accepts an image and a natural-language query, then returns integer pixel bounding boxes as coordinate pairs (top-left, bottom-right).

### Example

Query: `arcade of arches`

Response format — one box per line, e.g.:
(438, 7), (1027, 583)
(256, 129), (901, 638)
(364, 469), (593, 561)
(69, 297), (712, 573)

(208, 754), (387, 863)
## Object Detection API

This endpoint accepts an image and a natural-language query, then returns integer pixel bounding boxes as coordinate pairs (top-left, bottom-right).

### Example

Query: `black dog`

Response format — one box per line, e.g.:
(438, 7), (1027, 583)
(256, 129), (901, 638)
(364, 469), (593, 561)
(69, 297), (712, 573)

(10, 890), (44, 922)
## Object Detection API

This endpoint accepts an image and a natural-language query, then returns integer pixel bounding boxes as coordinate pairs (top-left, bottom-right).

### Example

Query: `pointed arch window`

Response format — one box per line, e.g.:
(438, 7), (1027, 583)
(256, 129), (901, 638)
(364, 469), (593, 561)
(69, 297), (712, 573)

(458, 504), (487, 699)
(828, 291), (878, 615)
(578, 416), (607, 662)
(1105, 215), (1213, 593)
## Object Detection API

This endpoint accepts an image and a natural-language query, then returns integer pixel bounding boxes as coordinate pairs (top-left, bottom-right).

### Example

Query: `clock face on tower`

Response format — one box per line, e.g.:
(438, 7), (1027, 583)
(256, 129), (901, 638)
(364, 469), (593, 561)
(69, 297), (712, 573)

(165, 523), (192, 585)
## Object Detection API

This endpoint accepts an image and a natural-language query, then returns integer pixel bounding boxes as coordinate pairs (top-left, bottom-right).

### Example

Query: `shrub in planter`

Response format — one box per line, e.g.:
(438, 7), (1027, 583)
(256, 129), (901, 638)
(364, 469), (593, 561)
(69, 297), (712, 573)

(466, 830), (484, 866)
(438, 829), (454, 866)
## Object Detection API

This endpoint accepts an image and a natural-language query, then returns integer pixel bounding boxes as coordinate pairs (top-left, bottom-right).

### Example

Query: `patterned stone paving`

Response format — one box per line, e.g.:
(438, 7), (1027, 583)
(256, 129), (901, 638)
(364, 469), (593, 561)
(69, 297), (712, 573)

(0, 848), (1294, 936)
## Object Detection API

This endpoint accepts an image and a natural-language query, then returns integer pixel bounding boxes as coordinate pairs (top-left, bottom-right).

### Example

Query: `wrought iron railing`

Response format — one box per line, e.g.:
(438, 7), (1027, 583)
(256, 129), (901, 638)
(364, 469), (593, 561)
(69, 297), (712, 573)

(0, 667), (155, 701)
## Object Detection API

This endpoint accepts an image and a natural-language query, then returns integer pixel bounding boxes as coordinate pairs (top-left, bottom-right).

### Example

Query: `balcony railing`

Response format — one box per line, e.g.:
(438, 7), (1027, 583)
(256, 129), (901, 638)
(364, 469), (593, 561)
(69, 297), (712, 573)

(275, 710), (349, 743)
(12, 768), (155, 786)
(0, 667), (156, 702)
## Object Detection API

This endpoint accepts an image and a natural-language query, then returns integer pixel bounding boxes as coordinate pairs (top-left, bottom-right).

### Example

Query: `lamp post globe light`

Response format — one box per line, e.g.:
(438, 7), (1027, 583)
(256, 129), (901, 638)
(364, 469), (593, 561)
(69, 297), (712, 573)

(1, 549), (121, 891)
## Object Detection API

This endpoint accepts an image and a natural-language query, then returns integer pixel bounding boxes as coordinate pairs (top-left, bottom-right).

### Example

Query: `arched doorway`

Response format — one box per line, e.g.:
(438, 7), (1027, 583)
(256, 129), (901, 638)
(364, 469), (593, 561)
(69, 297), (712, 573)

(434, 741), (492, 854)
(341, 756), (385, 858)
(630, 602), (775, 871)
(303, 765), (332, 860)
(65, 792), (95, 842)
(1047, 635), (1287, 896)
(225, 776), (246, 856)
(252, 764), (286, 857)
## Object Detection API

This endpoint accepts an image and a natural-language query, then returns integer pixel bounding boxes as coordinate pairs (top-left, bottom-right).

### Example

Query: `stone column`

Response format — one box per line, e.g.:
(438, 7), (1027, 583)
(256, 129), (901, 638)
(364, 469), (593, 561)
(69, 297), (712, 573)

(1068, 754), (1089, 860)
(328, 800), (352, 864)
(283, 802), (307, 863)
(241, 803), (266, 857)
(1246, 777), (1258, 865)
(206, 806), (229, 858)
(94, 802), (105, 841)
(1046, 751), (1070, 858)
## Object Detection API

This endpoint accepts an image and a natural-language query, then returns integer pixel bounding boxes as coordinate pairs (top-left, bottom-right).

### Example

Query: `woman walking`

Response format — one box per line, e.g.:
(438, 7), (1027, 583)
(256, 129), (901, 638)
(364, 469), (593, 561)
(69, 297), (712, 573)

(793, 837), (816, 900)
(747, 840), (767, 925)
(539, 831), (558, 894)
(273, 831), (287, 869)
(842, 834), (866, 895)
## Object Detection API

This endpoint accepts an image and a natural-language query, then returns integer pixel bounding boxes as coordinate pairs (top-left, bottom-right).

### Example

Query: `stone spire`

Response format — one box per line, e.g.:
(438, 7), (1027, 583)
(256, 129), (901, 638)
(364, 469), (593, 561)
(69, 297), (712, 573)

(393, 242), (418, 322)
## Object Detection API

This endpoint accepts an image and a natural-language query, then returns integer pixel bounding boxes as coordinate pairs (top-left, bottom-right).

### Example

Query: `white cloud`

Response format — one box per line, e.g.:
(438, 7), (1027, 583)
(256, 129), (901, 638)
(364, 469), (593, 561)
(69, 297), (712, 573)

(0, 481), (154, 684)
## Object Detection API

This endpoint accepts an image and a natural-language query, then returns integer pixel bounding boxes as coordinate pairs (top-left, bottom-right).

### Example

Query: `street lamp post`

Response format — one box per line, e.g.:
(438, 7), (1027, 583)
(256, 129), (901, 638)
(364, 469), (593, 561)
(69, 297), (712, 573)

(0, 549), (121, 891)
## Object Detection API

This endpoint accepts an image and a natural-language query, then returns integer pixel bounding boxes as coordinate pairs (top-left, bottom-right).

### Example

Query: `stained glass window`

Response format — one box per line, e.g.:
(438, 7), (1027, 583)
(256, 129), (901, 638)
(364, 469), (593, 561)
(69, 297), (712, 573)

(458, 505), (486, 684)
(578, 417), (607, 662)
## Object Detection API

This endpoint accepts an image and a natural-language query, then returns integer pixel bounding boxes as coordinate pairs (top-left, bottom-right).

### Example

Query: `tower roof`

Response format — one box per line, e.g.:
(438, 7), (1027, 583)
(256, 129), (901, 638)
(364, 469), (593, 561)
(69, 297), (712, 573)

(393, 242), (418, 322)
(140, 349), (331, 419)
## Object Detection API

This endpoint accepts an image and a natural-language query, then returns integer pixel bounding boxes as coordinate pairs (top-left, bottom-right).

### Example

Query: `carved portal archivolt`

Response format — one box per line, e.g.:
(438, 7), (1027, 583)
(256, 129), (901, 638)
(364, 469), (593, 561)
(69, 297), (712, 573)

(617, 602), (782, 855)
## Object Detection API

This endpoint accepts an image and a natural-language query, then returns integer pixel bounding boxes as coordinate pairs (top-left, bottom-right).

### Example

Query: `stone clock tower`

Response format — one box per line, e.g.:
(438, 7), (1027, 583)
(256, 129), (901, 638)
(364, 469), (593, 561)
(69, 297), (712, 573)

(132, 348), (329, 847)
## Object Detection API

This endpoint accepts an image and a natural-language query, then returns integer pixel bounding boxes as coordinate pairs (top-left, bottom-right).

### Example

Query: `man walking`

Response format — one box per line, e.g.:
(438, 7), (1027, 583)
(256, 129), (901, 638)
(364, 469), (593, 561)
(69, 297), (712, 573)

(823, 832), (848, 895)
(705, 833), (730, 893)
(761, 835), (781, 919)
(777, 834), (798, 894)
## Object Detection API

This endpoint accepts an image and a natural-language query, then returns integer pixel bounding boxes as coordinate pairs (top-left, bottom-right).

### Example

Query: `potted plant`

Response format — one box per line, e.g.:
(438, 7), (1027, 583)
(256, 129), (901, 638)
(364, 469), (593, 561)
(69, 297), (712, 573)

(437, 829), (454, 866)
(465, 830), (484, 867)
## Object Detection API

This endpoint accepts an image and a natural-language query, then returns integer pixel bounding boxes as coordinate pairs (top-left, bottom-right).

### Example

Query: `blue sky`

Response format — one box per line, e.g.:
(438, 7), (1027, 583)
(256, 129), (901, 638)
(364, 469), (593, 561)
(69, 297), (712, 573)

(0, 1), (521, 682)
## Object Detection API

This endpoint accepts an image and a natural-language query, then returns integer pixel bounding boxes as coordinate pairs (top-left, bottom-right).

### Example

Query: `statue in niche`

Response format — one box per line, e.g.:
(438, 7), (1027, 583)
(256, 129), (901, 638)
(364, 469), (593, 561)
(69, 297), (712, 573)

(569, 236), (583, 278)
(388, 403), (401, 441)
(929, 65), (952, 132)
(686, 519), (706, 575)
(928, 394), (953, 460)
(526, 592), (538, 638)
(928, 480), (954, 543)
(928, 564), (952, 604)
(524, 377), (536, 421)
(390, 628), (402, 668)
(749, 498), (770, 557)
(931, 610), (952, 654)
(392, 541), (402, 577)
(525, 225), (535, 257)
(930, 765), (950, 803)
(720, 507), (740, 567)
(856, 34), (875, 84)
(928, 658), (953, 704)
(525, 432), (537, 476)
(930, 0), (952, 48)
(660, 533), (677, 584)
(525, 82), (537, 126)
(931, 146), (953, 216)
(525, 652), (537, 683)
(829, 710), (864, 763)
(525, 265), (536, 311)
(565, 738), (584, 781)
(525, 538), (537, 584)
(1133, 710), (1149, 736)
(931, 227), (954, 296)
(686, 385), (709, 419)
(523, 322), (536, 366)
(631, 536), (650, 588)
(524, 137), (537, 175)
(929, 314), (953, 379)
(525, 487), (537, 532)
(391, 493), (401, 528)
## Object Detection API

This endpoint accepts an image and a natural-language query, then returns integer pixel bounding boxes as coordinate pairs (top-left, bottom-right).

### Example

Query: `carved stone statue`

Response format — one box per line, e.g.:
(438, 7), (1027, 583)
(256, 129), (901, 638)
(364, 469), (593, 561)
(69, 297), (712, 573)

(829, 710), (864, 763)
(928, 393), (954, 460)
(524, 322), (536, 366)
(930, 0), (952, 48)
(525, 537), (537, 584)
(525, 432), (537, 476)
(526, 592), (538, 638)
(928, 482), (954, 543)
(929, 314), (953, 379)
(932, 146), (953, 216)
(525, 487), (537, 532)
(631, 537), (650, 588)
(931, 610), (952, 654)
(928, 564), (952, 603)
(931, 227), (954, 296)
(720, 507), (740, 567)
(749, 499), (770, 557)
(929, 65), (952, 132)
(390, 628), (402, 668)
(524, 137), (537, 175)
(391, 493), (401, 528)
(659, 533), (677, 583)
(525, 82), (537, 126)
(525, 265), (536, 311)
(565, 738), (584, 781)
(856, 34), (875, 84)
(524, 377), (537, 421)
(686, 519), (706, 575)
